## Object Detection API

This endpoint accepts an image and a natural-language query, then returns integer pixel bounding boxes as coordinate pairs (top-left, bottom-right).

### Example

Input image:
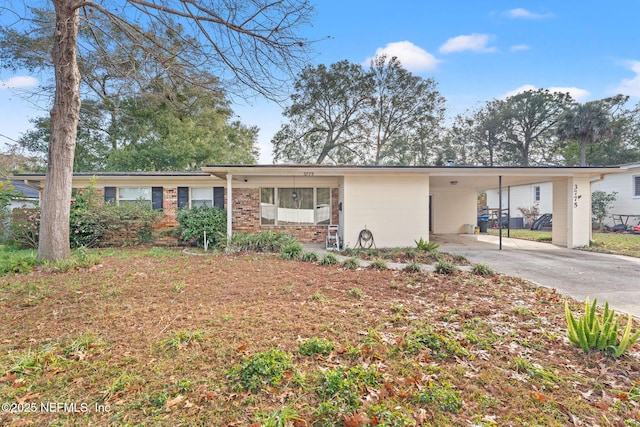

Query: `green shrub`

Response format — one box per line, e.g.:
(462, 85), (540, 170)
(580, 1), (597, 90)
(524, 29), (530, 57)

(280, 241), (303, 260)
(415, 237), (439, 252)
(176, 206), (227, 248)
(341, 257), (359, 269)
(8, 208), (40, 249)
(226, 231), (297, 253)
(10, 182), (162, 249)
(368, 260), (388, 270)
(300, 252), (320, 262)
(69, 183), (108, 248)
(472, 263), (494, 276)
(100, 201), (163, 246)
(320, 253), (338, 265)
(565, 298), (640, 357)
(403, 262), (422, 273)
(435, 261), (457, 274)
(299, 337), (335, 356)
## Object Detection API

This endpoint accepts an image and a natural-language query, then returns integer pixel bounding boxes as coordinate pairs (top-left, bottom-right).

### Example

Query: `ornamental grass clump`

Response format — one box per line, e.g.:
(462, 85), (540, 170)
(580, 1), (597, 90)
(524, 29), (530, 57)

(565, 297), (640, 358)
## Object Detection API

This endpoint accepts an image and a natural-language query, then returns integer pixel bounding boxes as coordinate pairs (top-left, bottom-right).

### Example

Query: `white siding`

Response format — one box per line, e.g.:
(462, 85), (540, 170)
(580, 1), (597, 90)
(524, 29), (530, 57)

(342, 174), (429, 248)
(431, 187), (477, 234)
(485, 182), (553, 226)
(592, 167), (640, 226)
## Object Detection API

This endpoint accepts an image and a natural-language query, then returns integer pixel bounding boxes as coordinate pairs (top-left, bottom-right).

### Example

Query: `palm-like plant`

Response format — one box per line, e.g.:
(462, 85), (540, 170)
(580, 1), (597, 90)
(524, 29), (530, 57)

(557, 95), (628, 166)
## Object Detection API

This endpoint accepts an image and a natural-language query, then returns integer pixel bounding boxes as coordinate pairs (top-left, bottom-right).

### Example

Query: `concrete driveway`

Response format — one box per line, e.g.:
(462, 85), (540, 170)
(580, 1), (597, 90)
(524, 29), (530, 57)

(432, 234), (640, 318)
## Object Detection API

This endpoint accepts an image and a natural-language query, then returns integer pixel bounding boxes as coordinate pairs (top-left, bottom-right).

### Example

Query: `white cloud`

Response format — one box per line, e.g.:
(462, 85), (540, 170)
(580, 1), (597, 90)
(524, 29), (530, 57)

(502, 84), (590, 101)
(505, 8), (553, 19)
(615, 60), (640, 97)
(510, 44), (530, 52)
(365, 41), (441, 72)
(439, 34), (496, 54)
(0, 76), (38, 89)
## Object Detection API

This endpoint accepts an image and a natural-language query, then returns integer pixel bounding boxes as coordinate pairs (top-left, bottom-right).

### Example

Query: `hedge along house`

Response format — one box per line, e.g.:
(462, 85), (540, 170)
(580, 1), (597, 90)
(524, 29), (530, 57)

(14, 172), (226, 232)
(15, 165), (622, 249)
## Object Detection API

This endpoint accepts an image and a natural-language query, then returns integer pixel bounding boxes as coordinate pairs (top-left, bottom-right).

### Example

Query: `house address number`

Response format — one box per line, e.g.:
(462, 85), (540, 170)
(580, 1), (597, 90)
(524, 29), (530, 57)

(303, 172), (314, 176)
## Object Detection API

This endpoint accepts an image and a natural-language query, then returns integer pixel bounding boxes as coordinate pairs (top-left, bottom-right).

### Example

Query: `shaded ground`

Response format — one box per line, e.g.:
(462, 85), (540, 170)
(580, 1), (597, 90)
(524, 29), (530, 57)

(0, 247), (639, 426)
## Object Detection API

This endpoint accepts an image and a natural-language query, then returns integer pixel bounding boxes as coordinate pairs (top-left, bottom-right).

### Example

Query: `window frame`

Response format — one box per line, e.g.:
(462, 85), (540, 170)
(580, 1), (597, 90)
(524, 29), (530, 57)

(533, 185), (541, 203)
(634, 175), (640, 198)
(260, 187), (332, 226)
(104, 186), (163, 210)
(177, 187), (224, 209)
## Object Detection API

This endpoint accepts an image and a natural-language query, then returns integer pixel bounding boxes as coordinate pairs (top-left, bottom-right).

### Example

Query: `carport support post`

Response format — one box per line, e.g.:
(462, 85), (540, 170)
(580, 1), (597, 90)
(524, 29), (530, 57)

(226, 173), (233, 248)
(499, 175), (503, 250)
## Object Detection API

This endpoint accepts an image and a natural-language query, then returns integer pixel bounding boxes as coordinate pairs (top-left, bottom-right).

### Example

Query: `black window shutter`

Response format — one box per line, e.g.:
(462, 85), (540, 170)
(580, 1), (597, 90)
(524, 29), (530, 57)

(635, 176), (640, 197)
(214, 187), (224, 209)
(152, 187), (163, 210)
(104, 187), (116, 203)
(177, 187), (189, 209)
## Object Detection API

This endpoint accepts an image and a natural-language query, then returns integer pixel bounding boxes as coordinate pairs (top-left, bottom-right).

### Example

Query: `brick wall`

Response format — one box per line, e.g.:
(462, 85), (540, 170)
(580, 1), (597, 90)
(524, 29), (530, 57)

(232, 187), (340, 244)
(76, 186), (340, 245)
(157, 187), (179, 228)
(232, 188), (260, 233)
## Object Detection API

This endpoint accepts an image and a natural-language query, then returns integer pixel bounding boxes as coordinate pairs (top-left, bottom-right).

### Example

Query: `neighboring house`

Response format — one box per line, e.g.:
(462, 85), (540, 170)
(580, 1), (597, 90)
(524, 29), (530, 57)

(591, 162), (640, 227)
(487, 162), (640, 229)
(486, 182), (553, 227)
(8, 180), (39, 210)
(14, 165), (622, 249)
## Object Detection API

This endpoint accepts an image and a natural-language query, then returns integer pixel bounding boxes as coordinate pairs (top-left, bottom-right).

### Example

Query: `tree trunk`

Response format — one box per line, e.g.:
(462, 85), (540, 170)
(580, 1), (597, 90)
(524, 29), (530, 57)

(38, 0), (81, 261)
(580, 140), (587, 166)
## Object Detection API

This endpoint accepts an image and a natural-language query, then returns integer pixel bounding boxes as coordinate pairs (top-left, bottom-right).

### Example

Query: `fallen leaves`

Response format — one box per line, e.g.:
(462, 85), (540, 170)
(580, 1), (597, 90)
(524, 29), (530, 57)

(0, 250), (638, 426)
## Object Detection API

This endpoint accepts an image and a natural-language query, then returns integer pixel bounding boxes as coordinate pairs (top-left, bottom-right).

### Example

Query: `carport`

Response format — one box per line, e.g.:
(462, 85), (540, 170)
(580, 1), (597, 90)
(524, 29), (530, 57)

(428, 166), (622, 248)
(204, 165), (623, 249)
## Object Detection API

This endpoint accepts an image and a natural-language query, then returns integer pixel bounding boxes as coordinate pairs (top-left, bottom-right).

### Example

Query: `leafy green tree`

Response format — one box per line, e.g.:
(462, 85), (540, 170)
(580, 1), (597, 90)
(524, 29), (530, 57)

(498, 89), (572, 166)
(273, 57), (446, 165)
(1, 0), (312, 261)
(273, 60), (372, 164)
(18, 100), (111, 171)
(446, 103), (508, 166)
(592, 190), (617, 230)
(557, 95), (629, 166)
(444, 90), (570, 166)
(365, 55), (445, 165)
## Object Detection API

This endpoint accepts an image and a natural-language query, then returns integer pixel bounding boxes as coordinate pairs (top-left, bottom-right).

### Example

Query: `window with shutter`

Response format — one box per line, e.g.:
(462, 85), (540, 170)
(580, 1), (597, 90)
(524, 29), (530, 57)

(177, 187), (189, 209)
(104, 187), (116, 203)
(214, 187), (224, 209)
(634, 176), (640, 197)
(152, 187), (163, 210)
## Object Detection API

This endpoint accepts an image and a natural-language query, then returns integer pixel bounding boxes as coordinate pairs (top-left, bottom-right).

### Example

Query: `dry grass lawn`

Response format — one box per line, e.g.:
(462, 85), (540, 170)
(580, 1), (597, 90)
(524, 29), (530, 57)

(0, 247), (639, 426)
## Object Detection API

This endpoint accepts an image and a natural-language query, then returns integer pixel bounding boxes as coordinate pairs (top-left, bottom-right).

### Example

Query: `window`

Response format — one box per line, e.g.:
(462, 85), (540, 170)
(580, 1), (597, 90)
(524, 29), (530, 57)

(534, 186), (541, 203)
(104, 186), (163, 210)
(260, 187), (331, 225)
(177, 187), (224, 209)
(191, 188), (214, 207)
(119, 187), (152, 205)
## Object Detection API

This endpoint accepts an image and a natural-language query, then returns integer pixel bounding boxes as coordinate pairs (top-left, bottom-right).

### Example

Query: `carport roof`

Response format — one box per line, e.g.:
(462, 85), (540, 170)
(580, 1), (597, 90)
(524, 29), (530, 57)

(202, 164), (623, 190)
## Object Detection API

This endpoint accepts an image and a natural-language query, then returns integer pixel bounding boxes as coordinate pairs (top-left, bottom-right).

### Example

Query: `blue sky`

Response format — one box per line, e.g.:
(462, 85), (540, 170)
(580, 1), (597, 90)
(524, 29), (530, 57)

(2, 1), (640, 163)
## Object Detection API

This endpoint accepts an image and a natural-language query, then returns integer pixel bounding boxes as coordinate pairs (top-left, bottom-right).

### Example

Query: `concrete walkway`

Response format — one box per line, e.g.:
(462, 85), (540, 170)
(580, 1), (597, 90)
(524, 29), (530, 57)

(432, 234), (640, 318)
